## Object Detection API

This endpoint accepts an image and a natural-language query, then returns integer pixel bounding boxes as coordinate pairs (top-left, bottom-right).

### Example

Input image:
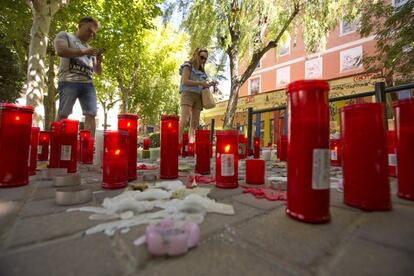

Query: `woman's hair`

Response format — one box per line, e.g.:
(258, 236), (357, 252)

(189, 47), (208, 72)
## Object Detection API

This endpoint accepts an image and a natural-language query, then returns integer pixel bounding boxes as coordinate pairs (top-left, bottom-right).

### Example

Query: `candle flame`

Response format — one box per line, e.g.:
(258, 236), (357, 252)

(334, 146), (338, 151)
(127, 122), (131, 127)
(15, 116), (20, 121)
(168, 123), (172, 128)
(115, 149), (121, 155)
(224, 144), (230, 153)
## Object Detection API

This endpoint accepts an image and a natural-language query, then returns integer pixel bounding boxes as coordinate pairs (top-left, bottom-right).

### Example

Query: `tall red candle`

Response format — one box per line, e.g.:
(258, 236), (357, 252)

(182, 131), (189, 157)
(160, 115), (179, 179)
(386, 131), (396, 177)
(215, 130), (238, 189)
(393, 99), (414, 200)
(286, 80), (331, 224)
(29, 127), (40, 176)
(253, 137), (260, 159)
(340, 103), (391, 210)
(118, 114), (138, 181)
(0, 103), (33, 187)
(143, 137), (150, 150)
(188, 142), (195, 156)
(49, 121), (61, 168)
(195, 130), (211, 174)
(277, 135), (288, 161)
(102, 130), (128, 189)
(246, 159), (265, 185)
(329, 139), (342, 167)
(38, 131), (50, 161)
(238, 134), (246, 159)
(58, 119), (78, 173)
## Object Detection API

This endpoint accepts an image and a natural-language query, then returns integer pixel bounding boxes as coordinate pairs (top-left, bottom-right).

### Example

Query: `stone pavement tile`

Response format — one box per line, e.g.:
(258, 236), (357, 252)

(237, 206), (362, 270)
(0, 234), (123, 276)
(322, 237), (414, 276)
(28, 184), (56, 201)
(4, 211), (97, 249)
(0, 184), (34, 201)
(92, 189), (124, 203)
(208, 186), (243, 200)
(0, 201), (21, 239)
(353, 204), (414, 254)
(115, 225), (151, 268)
(137, 236), (294, 276)
(232, 193), (285, 211)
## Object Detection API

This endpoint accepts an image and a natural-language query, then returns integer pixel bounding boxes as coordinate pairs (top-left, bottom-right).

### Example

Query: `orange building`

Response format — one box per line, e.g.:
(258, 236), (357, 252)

(201, 1), (408, 145)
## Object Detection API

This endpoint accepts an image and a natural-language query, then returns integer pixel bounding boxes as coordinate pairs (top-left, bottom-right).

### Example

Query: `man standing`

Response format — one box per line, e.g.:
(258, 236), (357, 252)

(54, 16), (102, 137)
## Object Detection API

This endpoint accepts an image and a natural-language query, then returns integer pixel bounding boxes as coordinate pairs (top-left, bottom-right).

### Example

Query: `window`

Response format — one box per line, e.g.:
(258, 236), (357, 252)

(248, 76), (261, 95)
(393, 0), (408, 8)
(340, 19), (359, 35)
(340, 46), (363, 72)
(276, 66), (290, 87)
(278, 38), (290, 56)
(305, 57), (323, 79)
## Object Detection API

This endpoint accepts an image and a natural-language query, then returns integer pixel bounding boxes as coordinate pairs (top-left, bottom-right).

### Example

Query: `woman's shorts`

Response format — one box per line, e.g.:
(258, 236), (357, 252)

(180, 91), (202, 110)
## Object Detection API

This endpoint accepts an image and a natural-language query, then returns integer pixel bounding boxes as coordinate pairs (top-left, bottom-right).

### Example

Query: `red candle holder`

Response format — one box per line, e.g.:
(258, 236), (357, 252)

(143, 137), (150, 150)
(49, 121), (61, 168)
(160, 115), (179, 179)
(0, 103), (34, 187)
(244, 136), (249, 158)
(340, 103), (391, 210)
(102, 130), (128, 189)
(215, 130), (238, 189)
(188, 142), (195, 156)
(387, 131), (396, 177)
(238, 134), (246, 159)
(286, 80), (331, 223)
(195, 130), (211, 174)
(118, 114), (138, 181)
(29, 127), (40, 176)
(182, 131), (189, 157)
(393, 99), (414, 200)
(246, 159), (265, 185)
(58, 119), (78, 173)
(253, 137), (260, 159)
(329, 139), (342, 167)
(38, 131), (50, 161)
(277, 135), (288, 161)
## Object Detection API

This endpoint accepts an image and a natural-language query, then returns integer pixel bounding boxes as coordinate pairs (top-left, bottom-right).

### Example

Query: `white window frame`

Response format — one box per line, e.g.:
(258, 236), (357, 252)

(278, 38), (291, 56)
(305, 57), (323, 79)
(276, 66), (290, 88)
(340, 46), (363, 72)
(248, 76), (261, 95)
(339, 19), (359, 36)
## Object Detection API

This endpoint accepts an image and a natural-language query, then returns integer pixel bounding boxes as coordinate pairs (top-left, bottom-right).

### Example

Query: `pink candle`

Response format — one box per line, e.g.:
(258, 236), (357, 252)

(102, 130), (128, 189)
(246, 159), (265, 185)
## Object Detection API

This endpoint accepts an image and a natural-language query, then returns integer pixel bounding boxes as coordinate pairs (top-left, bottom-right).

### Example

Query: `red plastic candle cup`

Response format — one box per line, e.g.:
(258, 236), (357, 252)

(246, 159), (265, 185)
(38, 131), (50, 161)
(102, 130), (128, 189)
(143, 137), (150, 150)
(182, 131), (189, 157)
(340, 103), (391, 210)
(160, 115), (179, 179)
(393, 99), (414, 200)
(49, 121), (61, 168)
(215, 130), (238, 189)
(277, 135), (288, 161)
(58, 119), (78, 173)
(80, 137), (94, 164)
(118, 114), (138, 181)
(0, 103), (34, 187)
(286, 80), (331, 223)
(244, 136), (249, 158)
(387, 131), (396, 177)
(329, 139), (342, 167)
(238, 134), (246, 159)
(195, 130), (211, 174)
(253, 137), (260, 159)
(79, 130), (90, 164)
(29, 127), (40, 176)
(188, 143), (195, 156)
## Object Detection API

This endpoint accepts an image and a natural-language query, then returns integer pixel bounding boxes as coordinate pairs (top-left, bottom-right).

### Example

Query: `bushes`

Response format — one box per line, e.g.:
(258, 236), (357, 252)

(149, 132), (160, 148)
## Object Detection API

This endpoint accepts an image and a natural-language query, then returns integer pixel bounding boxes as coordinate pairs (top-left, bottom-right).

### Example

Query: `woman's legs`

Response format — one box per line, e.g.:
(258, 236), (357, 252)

(179, 104), (192, 144)
(189, 107), (201, 143)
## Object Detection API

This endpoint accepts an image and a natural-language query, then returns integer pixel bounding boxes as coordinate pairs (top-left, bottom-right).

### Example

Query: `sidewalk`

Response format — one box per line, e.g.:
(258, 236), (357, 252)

(0, 159), (413, 276)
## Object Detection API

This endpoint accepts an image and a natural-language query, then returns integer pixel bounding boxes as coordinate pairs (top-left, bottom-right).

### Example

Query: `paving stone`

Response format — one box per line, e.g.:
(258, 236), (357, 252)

(0, 184), (33, 201)
(116, 225), (152, 268)
(232, 193), (285, 210)
(322, 237), (414, 276)
(0, 201), (21, 242)
(137, 236), (293, 276)
(4, 211), (97, 249)
(0, 234), (123, 276)
(208, 186), (243, 200)
(237, 206), (361, 270)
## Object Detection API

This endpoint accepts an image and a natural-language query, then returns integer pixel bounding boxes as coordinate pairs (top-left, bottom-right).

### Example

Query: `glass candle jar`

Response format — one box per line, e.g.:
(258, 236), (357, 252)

(160, 115), (179, 179)
(182, 131), (189, 157)
(340, 103), (391, 210)
(246, 159), (265, 185)
(29, 127), (40, 176)
(118, 114), (138, 181)
(102, 130), (128, 189)
(195, 130), (211, 175)
(59, 119), (78, 173)
(215, 130), (238, 188)
(143, 137), (150, 150)
(386, 131), (396, 177)
(38, 131), (50, 161)
(188, 142), (195, 157)
(93, 130), (104, 167)
(0, 103), (34, 187)
(238, 134), (246, 160)
(329, 139), (342, 167)
(286, 80), (331, 223)
(393, 99), (414, 201)
(253, 137), (260, 159)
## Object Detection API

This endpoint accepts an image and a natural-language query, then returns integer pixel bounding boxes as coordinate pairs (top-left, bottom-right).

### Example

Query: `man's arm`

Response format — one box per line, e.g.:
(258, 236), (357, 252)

(54, 33), (98, 58)
(93, 54), (103, 74)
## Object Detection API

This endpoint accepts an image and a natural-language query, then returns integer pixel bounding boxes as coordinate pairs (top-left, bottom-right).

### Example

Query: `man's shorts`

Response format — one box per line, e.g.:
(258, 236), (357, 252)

(57, 82), (97, 117)
(180, 91), (202, 110)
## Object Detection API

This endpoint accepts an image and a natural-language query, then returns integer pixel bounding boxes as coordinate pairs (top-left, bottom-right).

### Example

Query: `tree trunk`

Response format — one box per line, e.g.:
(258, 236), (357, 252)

(44, 47), (57, 130)
(223, 47), (241, 128)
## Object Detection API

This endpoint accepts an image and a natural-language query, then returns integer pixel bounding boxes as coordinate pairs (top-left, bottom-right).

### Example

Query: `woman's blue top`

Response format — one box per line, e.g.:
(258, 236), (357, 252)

(179, 62), (208, 94)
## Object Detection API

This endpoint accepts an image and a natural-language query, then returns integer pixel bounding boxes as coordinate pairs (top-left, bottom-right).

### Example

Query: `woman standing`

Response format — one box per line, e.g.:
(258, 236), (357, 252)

(179, 47), (215, 144)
